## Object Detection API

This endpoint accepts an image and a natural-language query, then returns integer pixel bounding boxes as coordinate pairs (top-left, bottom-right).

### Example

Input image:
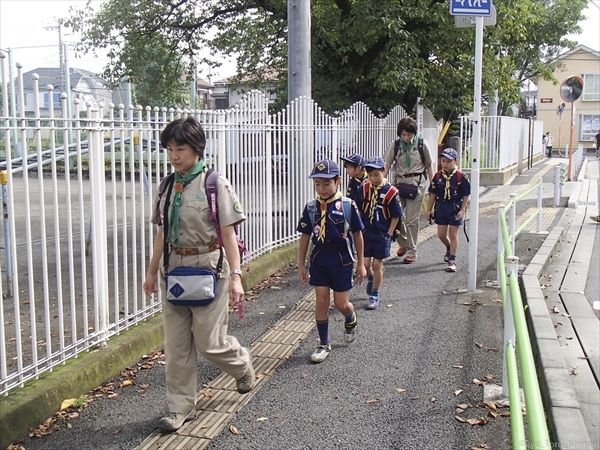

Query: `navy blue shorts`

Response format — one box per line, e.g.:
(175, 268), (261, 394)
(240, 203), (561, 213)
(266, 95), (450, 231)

(435, 201), (464, 226)
(309, 247), (354, 292)
(363, 228), (392, 260)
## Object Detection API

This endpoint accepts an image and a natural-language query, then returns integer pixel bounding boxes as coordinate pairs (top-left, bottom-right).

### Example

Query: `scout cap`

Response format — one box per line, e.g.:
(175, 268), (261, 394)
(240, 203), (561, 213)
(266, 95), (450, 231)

(363, 155), (385, 170)
(309, 160), (339, 178)
(441, 148), (458, 161)
(340, 154), (366, 167)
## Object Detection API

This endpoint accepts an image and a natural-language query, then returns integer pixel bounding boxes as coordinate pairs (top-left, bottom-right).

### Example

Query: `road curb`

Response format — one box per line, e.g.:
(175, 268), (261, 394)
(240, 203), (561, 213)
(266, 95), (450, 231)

(521, 223), (592, 446)
(0, 242), (300, 449)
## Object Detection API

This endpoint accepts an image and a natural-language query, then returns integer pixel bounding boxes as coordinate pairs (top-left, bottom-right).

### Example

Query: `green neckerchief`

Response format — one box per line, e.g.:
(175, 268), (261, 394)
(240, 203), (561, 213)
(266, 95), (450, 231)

(168, 159), (205, 246)
(400, 135), (418, 169)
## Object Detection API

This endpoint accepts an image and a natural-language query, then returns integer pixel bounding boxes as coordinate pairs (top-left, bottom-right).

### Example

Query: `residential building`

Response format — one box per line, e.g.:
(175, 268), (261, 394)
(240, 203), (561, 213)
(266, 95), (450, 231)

(536, 45), (600, 153)
(16, 67), (112, 117)
(212, 70), (279, 110)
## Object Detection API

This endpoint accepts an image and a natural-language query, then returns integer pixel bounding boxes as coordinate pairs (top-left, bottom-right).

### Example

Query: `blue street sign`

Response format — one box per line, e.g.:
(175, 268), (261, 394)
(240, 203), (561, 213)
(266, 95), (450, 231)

(450, 0), (492, 16)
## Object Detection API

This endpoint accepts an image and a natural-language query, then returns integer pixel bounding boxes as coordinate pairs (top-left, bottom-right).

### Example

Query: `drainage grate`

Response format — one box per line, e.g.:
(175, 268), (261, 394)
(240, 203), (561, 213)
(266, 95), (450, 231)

(579, 201), (597, 206)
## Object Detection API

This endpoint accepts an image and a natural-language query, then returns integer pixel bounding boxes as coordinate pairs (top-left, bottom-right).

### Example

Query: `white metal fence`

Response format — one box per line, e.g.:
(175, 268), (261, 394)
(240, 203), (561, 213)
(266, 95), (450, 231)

(459, 116), (544, 171)
(0, 61), (440, 395)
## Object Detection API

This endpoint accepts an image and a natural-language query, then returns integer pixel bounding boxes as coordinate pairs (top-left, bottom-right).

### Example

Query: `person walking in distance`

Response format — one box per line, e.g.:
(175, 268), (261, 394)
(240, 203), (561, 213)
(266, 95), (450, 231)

(383, 117), (434, 264)
(143, 117), (255, 432)
(543, 132), (555, 158)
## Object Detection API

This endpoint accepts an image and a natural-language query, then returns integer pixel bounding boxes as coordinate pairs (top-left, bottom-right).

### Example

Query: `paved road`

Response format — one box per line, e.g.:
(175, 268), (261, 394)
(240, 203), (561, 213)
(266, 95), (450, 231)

(11, 158), (585, 450)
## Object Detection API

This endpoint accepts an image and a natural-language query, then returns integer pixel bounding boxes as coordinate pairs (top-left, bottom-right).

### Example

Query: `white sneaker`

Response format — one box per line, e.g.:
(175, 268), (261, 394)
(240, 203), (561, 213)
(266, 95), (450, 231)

(446, 260), (457, 272)
(236, 362), (256, 394)
(157, 409), (196, 432)
(310, 344), (331, 363)
(344, 312), (358, 343)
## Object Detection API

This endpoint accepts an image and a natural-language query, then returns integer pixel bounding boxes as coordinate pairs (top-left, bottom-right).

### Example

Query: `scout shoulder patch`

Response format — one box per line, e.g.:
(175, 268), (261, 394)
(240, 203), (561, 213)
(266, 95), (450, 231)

(233, 201), (243, 213)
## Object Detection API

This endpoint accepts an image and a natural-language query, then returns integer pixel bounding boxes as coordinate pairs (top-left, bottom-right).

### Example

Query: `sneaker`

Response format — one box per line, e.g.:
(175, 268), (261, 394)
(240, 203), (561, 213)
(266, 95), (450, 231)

(366, 276), (373, 295)
(344, 312), (358, 343)
(590, 215), (600, 223)
(367, 295), (379, 310)
(157, 409), (196, 432)
(444, 246), (451, 263)
(446, 260), (457, 272)
(397, 247), (407, 257)
(310, 344), (332, 363)
(403, 255), (415, 264)
(236, 362), (256, 394)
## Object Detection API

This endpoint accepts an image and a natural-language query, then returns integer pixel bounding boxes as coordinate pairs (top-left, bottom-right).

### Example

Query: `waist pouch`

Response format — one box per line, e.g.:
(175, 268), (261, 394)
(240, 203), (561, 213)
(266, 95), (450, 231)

(396, 183), (418, 200)
(165, 267), (217, 306)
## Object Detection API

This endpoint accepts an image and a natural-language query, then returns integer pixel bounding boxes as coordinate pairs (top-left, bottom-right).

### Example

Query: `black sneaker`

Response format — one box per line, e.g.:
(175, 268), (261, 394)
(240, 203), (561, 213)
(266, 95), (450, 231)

(344, 312), (358, 343)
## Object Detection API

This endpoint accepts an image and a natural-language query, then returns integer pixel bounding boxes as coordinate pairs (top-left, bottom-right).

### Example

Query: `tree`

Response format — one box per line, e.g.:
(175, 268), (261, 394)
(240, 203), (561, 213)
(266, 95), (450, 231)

(65, 0), (586, 118)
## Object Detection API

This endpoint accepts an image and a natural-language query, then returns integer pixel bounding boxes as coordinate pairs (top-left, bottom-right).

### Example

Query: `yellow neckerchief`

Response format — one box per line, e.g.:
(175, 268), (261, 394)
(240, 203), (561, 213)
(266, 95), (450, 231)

(442, 167), (458, 200)
(368, 178), (387, 222)
(316, 191), (343, 242)
(355, 170), (367, 184)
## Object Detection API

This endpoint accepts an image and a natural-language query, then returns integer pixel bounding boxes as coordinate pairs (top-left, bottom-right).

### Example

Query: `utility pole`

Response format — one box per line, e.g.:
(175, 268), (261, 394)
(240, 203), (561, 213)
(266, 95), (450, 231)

(287, 0), (311, 102)
(44, 19), (65, 93)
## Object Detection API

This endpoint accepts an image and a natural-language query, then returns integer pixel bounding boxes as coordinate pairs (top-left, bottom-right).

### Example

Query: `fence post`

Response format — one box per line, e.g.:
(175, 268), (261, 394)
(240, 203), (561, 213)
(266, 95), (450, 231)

(496, 204), (504, 285)
(88, 105), (110, 346)
(502, 255), (519, 397)
(509, 194), (516, 255)
(553, 165), (561, 206)
(536, 177), (542, 232)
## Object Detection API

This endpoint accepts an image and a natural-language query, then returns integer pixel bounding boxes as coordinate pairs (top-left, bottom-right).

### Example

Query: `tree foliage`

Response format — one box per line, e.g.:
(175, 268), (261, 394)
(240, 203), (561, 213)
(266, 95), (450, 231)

(65, 0), (587, 118)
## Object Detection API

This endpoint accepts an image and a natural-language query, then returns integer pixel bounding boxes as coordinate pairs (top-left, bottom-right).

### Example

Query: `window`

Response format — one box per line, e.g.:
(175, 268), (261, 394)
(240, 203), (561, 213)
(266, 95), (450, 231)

(581, 73), (599, 101)
(579, 114), (600, 141)
(43, 92), (61, 109)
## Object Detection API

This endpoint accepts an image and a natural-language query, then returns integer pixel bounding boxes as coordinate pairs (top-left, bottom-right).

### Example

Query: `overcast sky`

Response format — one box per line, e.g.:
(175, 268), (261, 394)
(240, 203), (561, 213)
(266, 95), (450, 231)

(1, 0), (599, 81)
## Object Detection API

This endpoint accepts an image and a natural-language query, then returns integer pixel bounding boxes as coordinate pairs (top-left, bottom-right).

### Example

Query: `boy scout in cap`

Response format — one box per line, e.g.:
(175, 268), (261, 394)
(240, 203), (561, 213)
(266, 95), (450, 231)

(297, 160), (367, 363)
(354, 156), (403, 309)
(426, 148), (471, 273)
(341, 153), (367, 201)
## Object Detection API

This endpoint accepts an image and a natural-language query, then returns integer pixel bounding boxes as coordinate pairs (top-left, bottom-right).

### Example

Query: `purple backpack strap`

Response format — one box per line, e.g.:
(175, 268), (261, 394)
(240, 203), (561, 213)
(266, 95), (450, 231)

(205, 169), (222, 245)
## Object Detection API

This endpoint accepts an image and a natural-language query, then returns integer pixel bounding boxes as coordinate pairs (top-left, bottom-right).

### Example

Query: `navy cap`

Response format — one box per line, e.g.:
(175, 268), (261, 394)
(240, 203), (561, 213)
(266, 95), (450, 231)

(441, 148), (458, 161)
(309, 160), (340, 179)
(340, 154), (365, 167)
(363, 155), (385, 170)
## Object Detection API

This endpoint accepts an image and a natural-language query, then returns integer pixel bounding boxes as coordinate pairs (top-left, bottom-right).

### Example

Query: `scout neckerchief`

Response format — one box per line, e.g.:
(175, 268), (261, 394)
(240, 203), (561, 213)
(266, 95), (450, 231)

(441, 166), (458, 200)
(400, 136), (417, 170)
(356, 169), (367, 183)
(168, 159), (205, 246)
(368, 179), (387, 222)
(316, 191), (343, 243)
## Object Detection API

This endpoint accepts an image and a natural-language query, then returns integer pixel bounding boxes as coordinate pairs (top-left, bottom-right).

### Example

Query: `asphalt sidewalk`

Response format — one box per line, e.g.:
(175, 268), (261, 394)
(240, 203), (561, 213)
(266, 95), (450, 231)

(3, 156), (598, 450)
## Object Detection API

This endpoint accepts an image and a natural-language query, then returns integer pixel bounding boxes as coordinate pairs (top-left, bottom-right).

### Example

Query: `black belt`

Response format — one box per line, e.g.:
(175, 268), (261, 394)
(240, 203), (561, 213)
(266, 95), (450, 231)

(400, 173), (422, 178)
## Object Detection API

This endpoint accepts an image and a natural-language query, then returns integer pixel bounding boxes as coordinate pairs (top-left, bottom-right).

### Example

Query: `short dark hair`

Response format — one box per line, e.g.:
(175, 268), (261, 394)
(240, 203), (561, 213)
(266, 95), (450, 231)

(397, 117), (418, 136)
(160, 117), (206, 158)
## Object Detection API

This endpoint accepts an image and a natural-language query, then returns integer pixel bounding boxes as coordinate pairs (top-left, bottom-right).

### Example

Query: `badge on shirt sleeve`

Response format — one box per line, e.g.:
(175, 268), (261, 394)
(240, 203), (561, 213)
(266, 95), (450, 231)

(226, 183), (240, 202)
(233, 201), (243, 213)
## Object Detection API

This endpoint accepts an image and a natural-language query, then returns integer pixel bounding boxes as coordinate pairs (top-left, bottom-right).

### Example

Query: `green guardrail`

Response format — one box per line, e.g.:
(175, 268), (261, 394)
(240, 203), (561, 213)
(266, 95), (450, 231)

(497, 183), (551, 449)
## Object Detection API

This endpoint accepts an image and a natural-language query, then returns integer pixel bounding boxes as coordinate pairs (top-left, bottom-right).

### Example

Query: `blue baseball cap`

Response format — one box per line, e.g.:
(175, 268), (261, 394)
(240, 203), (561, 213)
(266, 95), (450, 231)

(441, 148), (458, 161)
(340, 154), (365, 167)
(363, 156), (385, 170)
(309, 160), (340, 178)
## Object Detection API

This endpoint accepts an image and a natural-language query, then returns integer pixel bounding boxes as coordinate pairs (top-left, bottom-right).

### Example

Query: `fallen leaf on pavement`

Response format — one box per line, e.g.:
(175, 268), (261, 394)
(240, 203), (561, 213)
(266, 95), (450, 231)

(453, 365), (464, 369)
(199, 390), (212, 398)
(482, 401), (497, 411)
(411, 396), (420, 400)
(551, 306), (560, 314)
(454, 389), (464, 396)
(429, 397), (437, 402)
(256, 417), (269, 422)
(366, 398), (379, 404)
(455, 416), (467, 423)
(475, 342), (483, 348)
(60, 399), (75, 411)
(229, 425), (240, 435)
(396, 388), (406, 393)
(120, 380), (133, 388)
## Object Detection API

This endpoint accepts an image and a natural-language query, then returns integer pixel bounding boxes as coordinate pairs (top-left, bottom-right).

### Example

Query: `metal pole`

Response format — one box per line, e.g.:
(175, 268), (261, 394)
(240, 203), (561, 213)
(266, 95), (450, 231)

(467, 16), (483, 292)
(287, 0), (311, 103)
(554, 165), (560, 206)
(509, 194), (516, 256)
(536, 177), (542, 232)
(502, 255), (518, 397)
(7, 49), (19, 158)
(63, 43), (73, 148)
(567, 102), (574, 180)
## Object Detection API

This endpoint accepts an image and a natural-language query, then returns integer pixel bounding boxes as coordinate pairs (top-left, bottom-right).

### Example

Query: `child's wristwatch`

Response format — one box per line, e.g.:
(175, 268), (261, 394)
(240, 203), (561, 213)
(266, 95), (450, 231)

(231, 269), (243, 277)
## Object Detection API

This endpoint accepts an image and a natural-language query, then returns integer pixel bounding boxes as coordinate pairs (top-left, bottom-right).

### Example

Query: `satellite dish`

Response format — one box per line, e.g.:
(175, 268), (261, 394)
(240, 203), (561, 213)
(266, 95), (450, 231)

(559, 76), (583, 102)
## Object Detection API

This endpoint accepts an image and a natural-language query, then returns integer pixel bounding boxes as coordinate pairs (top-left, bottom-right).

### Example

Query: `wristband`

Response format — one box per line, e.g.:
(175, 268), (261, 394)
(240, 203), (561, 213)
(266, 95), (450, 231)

(231, 269), (243, 277)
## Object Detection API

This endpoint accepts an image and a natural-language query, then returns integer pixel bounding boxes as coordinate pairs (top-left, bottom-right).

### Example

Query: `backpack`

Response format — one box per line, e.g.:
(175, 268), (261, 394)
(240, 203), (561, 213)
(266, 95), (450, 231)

(360, 181), (399, 219)
(394, 136), (427, 179)
(160, 170), (251, 269)
(306, 196), (356, 262)
(432, 168), (463, 187)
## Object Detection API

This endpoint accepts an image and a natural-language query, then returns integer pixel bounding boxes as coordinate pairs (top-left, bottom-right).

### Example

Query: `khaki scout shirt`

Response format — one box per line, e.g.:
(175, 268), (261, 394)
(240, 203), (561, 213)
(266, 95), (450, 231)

(383, 138), (432, 186)
(151, 170), (246, 248)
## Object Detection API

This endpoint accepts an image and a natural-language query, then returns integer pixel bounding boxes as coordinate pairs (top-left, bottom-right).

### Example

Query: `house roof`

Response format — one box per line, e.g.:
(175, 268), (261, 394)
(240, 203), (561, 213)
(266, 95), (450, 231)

(556, 44), (600, 60)
(17, 67), (108, 92)
(196, 77), (214, 90)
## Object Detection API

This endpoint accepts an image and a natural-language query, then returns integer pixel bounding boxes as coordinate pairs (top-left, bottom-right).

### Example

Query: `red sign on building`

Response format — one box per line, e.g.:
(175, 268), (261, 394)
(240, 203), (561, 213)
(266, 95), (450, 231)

(540, 98), (553, 103)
